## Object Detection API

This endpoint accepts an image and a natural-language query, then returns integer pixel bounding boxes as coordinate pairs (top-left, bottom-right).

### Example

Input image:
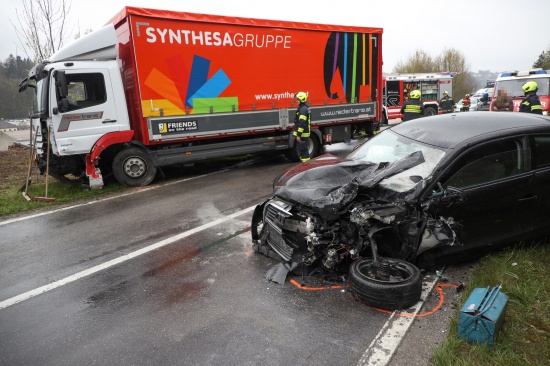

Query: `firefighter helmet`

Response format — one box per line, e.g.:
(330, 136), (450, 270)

(296, 91), (308, 103)
(522, 81), (538, 93)
(410, 90), (421, 99)
(465, 94), (470, 97)
(444, 91), (449, 95)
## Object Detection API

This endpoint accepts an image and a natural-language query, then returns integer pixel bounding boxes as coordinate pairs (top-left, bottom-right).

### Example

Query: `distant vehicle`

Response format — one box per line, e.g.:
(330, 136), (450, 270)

(454, 96), (482, 112)
(382, 72), (456, 121)
(251, 112), (550, 310)
(491, 69), (549, 114)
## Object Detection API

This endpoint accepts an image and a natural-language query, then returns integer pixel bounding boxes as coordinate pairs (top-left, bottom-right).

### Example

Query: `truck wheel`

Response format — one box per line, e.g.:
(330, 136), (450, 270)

(424, 107), (437, 116)
(112, 147), (157, 186)
(284, 135), (320, 162)
(349, 257), (422, 310)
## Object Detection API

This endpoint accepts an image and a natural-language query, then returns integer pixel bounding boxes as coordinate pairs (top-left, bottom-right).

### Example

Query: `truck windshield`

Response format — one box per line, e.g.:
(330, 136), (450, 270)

(495, 77), (550, 98)
(34, 78), (49, 117)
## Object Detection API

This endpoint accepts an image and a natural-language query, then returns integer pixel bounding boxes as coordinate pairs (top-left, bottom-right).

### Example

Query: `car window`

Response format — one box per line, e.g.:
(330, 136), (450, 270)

(532, 136), (550, 168)
(443, 139), (524, 189)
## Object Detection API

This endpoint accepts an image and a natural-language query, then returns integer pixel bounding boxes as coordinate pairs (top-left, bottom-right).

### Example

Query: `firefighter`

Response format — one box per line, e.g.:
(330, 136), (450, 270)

(461, 94), (471, 112)
(293, 91), (311, 162)
(400, 89), (424, 121)
(519, 81), (543, 114)
(439, 91), (455, 114)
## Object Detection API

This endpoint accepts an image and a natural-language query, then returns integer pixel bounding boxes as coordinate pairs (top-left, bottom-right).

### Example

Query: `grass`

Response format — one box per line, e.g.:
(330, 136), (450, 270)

(430, 243), (550, 366)
(0, 177), (129, 217)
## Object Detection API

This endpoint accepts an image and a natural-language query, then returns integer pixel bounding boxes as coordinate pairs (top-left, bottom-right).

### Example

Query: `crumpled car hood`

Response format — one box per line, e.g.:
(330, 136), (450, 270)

(274, 151), (425, 220)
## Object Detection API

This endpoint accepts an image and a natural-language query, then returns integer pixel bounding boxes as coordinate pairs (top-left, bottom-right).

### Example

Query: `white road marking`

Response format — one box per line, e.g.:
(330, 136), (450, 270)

(356, 274), (440, 366)
(0, 170), (228, 227)
(0, 205), (255, 310)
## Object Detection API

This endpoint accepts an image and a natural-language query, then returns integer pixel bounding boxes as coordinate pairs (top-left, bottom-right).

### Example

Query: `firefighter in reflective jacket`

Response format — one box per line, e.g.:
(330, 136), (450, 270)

(293, 91), (311, 162)
(400, 90), (424, 121)
(519, 81), (543, 114)
(461, 94), (471, 112)
(439, 91), (455, 114)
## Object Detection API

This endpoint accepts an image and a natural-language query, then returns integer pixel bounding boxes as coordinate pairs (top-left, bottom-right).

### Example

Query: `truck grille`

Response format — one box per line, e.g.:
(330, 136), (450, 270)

(264, 199), (294, 261)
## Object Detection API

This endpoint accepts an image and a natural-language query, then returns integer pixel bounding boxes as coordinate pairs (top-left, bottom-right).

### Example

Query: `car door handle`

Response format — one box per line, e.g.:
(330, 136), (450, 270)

(102, 119), (117, 124)
(518, 194), (537, 202)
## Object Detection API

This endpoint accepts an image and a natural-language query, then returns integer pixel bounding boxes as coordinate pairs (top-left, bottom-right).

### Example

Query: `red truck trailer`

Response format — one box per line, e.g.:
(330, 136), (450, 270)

(18, 7), (384, 189)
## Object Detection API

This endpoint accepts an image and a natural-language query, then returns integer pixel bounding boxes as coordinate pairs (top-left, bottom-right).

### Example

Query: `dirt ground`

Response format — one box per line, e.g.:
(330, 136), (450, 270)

(0, 144), (34, 192)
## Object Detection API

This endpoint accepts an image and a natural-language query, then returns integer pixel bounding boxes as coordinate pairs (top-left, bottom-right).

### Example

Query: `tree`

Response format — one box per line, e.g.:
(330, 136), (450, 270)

(12, 0), (73, 62)
(392, 48), (476, 99)
(533, 48), (550, 70)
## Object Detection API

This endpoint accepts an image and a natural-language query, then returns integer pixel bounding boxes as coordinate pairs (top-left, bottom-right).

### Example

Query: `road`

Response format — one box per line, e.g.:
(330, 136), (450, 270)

(0, 136), (471, 366)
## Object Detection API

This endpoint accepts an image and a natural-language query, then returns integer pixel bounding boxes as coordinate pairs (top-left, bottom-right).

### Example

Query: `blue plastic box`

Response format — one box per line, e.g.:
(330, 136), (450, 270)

(458, 285), (508, 346)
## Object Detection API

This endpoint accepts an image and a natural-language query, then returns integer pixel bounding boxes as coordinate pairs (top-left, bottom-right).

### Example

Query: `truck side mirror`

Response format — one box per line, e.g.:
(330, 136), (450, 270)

(53, 70), (69, 98)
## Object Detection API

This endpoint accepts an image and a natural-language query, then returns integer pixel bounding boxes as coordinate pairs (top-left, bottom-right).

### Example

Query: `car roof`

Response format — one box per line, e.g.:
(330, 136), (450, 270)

(391, 112), (550, 149)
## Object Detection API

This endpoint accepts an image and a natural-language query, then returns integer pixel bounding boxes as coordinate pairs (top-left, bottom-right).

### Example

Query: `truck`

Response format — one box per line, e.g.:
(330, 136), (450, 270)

(382, 72), (455, 121)
(490, 69), (549, 114)
(18, 7), (384, 189)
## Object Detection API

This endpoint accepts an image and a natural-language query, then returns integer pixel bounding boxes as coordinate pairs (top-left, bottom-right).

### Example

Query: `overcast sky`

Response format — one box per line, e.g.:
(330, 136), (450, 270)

(2, 0), (550, 73)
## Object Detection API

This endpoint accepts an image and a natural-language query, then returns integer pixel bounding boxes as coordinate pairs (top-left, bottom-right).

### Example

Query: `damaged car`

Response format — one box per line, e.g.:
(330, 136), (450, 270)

(251, 111), (550, 310)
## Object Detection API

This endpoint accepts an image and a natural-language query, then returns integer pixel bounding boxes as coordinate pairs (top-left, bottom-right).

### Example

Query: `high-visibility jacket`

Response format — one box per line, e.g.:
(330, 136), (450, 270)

(293, 103), (311, 137)
(462, 97), (471, 108)
(400, 99), (424, 121)
(519, 94), (543, 114)
(440, 96), (455, 113)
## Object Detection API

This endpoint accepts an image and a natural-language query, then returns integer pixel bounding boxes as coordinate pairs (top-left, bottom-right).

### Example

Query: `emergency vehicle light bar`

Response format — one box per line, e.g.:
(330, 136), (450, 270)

(500, 69), (547, 77)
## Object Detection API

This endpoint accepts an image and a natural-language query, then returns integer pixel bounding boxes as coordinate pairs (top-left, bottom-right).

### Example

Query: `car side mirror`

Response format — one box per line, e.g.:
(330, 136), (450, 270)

(440, 186), (467, 206)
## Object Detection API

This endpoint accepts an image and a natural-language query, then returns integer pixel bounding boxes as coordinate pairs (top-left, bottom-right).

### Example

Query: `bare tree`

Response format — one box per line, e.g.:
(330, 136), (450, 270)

(11, 0), (73, 62)
(393, 50), (436, 74)
(393, 48), (477, 98)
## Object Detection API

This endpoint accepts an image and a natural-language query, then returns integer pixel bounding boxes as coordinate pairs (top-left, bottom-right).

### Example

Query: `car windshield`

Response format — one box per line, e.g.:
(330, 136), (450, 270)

(347, 130), (446, 192)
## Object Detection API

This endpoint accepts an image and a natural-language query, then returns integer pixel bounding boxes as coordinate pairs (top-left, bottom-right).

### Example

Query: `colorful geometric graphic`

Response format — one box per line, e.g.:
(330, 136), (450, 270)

(323, 32), (378, 104)
(144, 54), (235, 115)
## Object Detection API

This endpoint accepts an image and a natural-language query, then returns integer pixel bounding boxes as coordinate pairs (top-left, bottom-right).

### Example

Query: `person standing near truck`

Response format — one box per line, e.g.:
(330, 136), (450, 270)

(400, 90), (424, 121)
(293, 91), (311, 162)
(461, 94), (471, 112)
(519, 81), (543, 114)
(439, 91), (455, 114)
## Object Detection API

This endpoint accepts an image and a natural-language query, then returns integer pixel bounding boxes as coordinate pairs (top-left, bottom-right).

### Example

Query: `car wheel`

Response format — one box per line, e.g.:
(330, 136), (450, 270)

(112, 147), (157, 186)
(349, 257), (422, 310)
(424, 107), (437, 116)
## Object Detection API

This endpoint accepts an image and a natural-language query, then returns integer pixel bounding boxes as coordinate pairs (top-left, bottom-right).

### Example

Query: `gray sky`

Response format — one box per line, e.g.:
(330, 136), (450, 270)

(2, 0), (550, 73)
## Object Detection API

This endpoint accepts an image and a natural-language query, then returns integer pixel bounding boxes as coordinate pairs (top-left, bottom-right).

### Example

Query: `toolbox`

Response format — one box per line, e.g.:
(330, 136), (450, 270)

(458, 285), (508, 346)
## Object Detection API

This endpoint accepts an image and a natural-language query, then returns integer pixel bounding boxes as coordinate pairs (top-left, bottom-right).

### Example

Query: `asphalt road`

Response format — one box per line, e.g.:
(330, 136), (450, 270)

(0, 134), (475, 366)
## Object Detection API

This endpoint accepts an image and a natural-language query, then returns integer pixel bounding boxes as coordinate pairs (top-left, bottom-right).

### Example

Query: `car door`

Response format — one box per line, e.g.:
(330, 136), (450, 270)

(437, 137), (535, 248)
(49, 69), (121, 156)
(527, 134), (550, 237)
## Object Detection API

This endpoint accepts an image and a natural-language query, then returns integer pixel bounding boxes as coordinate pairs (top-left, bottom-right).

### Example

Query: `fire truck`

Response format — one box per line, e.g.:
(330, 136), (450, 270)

(382, 72), (455, 121)
(491, 69), (549, 114)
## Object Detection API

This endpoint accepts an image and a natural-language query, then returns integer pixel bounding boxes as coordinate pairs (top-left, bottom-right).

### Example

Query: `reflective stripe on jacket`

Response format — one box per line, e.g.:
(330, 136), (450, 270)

(519, 94), (543, 114)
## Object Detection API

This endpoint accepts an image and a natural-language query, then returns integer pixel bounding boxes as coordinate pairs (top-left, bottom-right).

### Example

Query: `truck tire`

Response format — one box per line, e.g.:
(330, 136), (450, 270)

(349, 257), (422, 311)
(424, 107), (437, 116)
(284, 135), (320, 162)
(112, 147), (157, 186)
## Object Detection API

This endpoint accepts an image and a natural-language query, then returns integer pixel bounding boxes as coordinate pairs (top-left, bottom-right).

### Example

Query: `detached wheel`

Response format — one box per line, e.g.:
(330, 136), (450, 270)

(349, 257), (422, 310)
(112, 147), (157, 186)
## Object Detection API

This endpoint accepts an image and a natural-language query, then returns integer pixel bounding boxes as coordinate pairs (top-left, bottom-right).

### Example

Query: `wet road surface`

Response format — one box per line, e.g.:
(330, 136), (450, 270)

(1, 142), (405, 365)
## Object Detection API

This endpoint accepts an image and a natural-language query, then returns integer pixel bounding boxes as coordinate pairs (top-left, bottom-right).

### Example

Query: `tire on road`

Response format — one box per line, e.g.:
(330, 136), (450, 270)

(349, 257), (422, 310)
(112, 146), (157, 187)
(284, 134), (320, 162)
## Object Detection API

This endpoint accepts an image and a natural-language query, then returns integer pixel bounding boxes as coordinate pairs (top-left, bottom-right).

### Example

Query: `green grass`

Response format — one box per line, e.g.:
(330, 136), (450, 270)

(430, 243), (550, 366)
(0, 179), (129, 217)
